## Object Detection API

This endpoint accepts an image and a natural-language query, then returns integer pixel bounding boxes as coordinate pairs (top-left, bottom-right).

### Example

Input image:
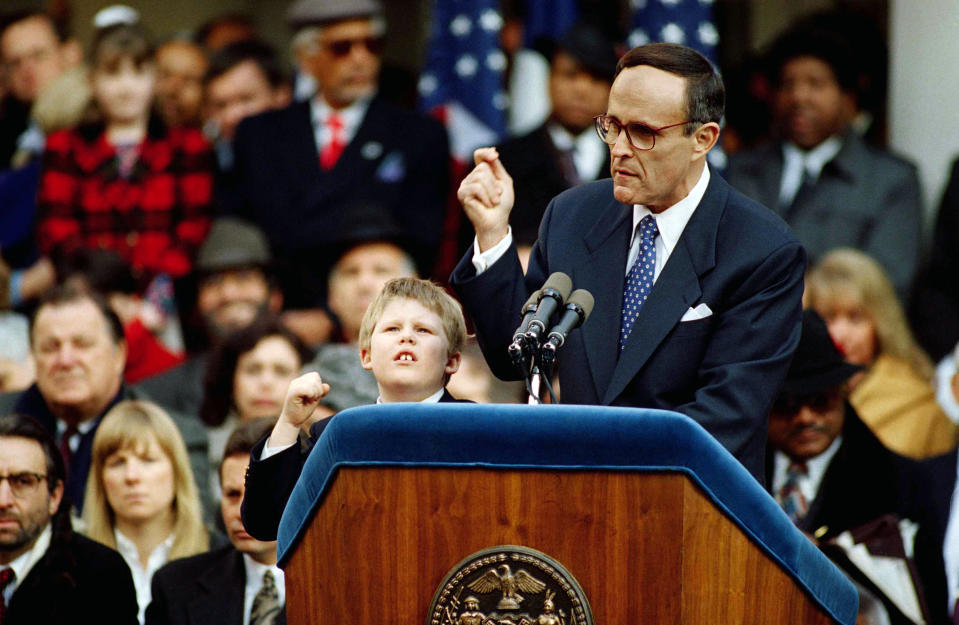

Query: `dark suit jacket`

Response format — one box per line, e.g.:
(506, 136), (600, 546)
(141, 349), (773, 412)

(226, 97), (450, 308)
(451, 174), (805, 484)
(145, 544), (283, 625)
(241, 389), (468, 541)
(0, 384), (212, 519)
(725, 132), (922, 300)
(7, 523), (139, 625)
(496, 123), (610, 247)
(903, 450), (957, 625)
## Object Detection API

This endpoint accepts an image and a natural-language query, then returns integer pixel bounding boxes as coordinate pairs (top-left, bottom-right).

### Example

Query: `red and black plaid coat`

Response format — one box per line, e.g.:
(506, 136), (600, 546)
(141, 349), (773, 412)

(36, 118), (214, 283)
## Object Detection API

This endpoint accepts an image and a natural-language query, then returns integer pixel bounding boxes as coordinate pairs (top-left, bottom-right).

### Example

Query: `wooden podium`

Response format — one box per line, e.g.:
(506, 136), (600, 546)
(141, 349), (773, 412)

(276, 404), (858, 624)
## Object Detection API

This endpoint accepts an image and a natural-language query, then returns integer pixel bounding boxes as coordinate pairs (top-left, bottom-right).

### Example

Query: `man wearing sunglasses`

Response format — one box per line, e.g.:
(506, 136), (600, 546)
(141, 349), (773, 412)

(224, 0), (449, 344)
(452, 42), (805, 484)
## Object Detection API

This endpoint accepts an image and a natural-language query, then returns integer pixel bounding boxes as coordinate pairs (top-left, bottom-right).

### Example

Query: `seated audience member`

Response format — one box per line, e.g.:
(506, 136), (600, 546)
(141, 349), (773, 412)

(83, 400), (209, 624)
(35, 21), (214, 292)
(725, 24), (922, 301)
(203, 39), (290, 179)
(302, 214), (418, 413)
(0, 413), (139, 624)
(227, 0), (450, 318)
(242, 277), (470, 541)
(805, 249), (958, 458)
(0, 10), (81, 169)
(0, 260), (33, 393)
(768, 310), (930, 624)
(154, 37), (207, 129)
(146, 417), (284, 625)
(136, 218), (282, 419)
(200, 315), (312, 493)
(58, 249), (184, 384)
(495, 21), (616, 250)
(0, 285), (210, 515)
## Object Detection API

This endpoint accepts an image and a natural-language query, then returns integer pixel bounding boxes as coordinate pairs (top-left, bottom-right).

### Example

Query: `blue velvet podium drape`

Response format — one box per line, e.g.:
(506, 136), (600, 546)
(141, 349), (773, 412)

(276, 404), (858, 625)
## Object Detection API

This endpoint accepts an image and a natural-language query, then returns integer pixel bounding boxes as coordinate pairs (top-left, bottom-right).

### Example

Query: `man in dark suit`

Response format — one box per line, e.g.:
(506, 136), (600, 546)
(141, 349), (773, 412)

(496, 22), (616, 249)
(225, 0), (449, 328)
(725, 25), (922, 301)
(0, 285), (210, 515)
(451, 42), (805, 484)
(147, 418), (285, 625)
(0, 413), (139, 625)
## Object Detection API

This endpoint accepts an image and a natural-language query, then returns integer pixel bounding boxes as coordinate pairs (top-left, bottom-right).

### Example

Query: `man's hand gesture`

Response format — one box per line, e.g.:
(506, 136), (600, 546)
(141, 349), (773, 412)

(269, 372), (331, 448)
(457, 147), (514, 251)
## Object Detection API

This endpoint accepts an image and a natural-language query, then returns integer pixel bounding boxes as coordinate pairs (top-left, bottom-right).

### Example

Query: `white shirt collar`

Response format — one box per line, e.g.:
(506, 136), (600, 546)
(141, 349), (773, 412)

(310, 95), (371, 145)
(2, 523), (51, 603)
(631, 163), (710, 256)
(375, 388), (446, 405)
(772, 435), (843, 514)
(115, 529), (174, 623)
(242, 554), (285, 625)
(782, 136), (843, 183)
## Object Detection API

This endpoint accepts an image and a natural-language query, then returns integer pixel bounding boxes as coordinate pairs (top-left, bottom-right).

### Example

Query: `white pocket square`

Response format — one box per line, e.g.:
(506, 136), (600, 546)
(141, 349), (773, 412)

(680, 302), (713, 322)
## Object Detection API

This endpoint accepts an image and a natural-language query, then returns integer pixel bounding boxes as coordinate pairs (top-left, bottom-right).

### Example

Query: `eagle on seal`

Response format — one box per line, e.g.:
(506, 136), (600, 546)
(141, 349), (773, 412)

(467, 564), (547, 610)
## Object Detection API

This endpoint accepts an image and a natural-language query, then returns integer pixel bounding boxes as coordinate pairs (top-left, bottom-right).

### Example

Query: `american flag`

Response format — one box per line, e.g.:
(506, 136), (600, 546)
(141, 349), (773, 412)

(418, 0), (508, 161)
(628, 0), (719, 63)
(523, 0), (578, 47)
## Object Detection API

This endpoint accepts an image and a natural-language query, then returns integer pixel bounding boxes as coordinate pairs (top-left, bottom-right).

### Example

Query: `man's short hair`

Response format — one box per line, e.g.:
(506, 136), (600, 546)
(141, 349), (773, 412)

(0, 413), (65, 494)
(28, 283), (125, 347)
(219, 416), (275, 477)
(358, 277), (467, 359)
(0, 10), (68, 44)
(204, 39), (287, 88)
(615, 42), (725, 135)
(767, 25), (858, 93)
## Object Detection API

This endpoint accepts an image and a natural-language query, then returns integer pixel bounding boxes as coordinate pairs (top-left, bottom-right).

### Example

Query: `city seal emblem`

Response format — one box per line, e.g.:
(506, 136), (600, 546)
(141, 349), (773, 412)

(427, 546), (593, 625)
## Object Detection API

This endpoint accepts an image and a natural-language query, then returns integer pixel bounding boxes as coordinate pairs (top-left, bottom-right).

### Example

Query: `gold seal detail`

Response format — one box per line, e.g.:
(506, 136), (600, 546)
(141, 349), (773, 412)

(427, 546), (593, 625)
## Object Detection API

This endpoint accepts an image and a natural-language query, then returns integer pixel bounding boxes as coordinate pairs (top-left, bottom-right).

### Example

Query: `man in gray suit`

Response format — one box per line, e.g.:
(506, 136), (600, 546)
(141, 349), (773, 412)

(725, 25), (922, 300)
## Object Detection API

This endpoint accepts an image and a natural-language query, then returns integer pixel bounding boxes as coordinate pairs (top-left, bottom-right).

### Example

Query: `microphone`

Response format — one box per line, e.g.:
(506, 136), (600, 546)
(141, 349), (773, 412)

(539, 289), (594, 375)
(544, 289), (595, 349)
(524, 273), (572, 347)
(508, 289), (543, 373)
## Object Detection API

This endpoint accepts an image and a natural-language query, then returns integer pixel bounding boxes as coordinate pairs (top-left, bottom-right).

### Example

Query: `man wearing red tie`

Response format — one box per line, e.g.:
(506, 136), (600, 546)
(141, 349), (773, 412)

(226, 0), (450, 343)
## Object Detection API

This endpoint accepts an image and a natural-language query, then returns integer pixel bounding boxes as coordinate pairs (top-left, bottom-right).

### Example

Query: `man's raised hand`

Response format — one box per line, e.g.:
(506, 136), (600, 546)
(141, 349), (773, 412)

(269, 372), (331, 448)
(457, 147), (515, 251)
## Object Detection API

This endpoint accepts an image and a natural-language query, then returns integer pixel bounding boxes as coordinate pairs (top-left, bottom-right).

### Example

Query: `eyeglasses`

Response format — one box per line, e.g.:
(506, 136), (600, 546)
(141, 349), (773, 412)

(770, 389), (842, 417)
(593, 115), (692, 151)
(323, 36), (385, 58)
(0, 472), (47, 497)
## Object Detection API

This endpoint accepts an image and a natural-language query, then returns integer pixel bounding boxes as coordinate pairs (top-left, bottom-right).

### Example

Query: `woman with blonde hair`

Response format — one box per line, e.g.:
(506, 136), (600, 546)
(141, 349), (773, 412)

(83, 400), (208, 623)
(805, 248), (957, 457)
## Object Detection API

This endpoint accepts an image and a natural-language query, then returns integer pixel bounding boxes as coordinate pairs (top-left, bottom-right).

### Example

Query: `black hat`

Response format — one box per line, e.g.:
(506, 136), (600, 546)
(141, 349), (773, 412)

(779, 310), (863, 396)
(554, 22), (619, 83)
(329, 202), (415, 264)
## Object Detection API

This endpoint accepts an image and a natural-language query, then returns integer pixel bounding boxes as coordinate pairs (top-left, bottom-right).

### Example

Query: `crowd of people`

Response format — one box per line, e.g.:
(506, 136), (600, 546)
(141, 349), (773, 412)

(1, 1), (959, 625)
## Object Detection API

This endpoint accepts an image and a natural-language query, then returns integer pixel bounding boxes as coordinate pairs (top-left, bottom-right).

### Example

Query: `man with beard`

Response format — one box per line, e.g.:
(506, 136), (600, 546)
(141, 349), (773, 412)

(0, 413), (138, 624)
(136, 218), (282, 420)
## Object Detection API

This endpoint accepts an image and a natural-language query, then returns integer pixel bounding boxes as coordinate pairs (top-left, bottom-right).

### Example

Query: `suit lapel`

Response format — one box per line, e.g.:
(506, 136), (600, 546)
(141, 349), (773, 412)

(189, 549), (246, 625)
(601, 173), (725, 405)
(578, 198), (632, 401)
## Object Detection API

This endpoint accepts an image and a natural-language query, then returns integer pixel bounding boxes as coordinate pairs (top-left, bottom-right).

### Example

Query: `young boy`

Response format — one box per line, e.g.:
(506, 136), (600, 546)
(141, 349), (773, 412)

(241, 277), (470, 540)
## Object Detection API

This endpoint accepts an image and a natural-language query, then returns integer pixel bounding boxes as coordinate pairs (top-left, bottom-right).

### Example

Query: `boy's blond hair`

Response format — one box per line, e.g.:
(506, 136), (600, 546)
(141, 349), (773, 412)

(358, 277), (467, 360)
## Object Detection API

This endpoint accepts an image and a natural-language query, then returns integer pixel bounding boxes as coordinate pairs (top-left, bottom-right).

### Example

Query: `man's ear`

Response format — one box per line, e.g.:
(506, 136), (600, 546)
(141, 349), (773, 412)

(692, 122), (720, 158)
(48, 479), (64, 516)
(445, 352), (462, 376)
(359, 348), (373, 371)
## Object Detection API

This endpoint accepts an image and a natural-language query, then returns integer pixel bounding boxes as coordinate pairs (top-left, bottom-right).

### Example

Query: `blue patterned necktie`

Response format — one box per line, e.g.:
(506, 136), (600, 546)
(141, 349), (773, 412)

(620, 215), (659, 351)
(776, 461), (809, 524)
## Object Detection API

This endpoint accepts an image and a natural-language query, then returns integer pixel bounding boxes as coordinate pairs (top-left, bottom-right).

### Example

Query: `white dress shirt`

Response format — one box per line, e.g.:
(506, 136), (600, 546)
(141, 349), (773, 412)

(778, 137), (842, 207)
(771, 436), (842, 518)
(114, 530), (174, 624)
(1, 524), (51, 605)
(310, 96), (370, 156)
(936, 353), (959, 424)
(242, 555), (286, 625)
(546, 123), (607, 183)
